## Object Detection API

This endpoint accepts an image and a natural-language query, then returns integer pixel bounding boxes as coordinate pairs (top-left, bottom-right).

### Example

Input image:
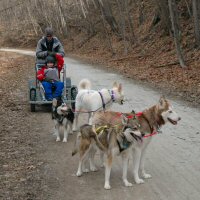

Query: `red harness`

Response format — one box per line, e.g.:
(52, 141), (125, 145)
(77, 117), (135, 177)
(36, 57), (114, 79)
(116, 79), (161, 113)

(142, 131), (158, 138)
(136, 112), (158, 138)
(116, 112), (158, 138)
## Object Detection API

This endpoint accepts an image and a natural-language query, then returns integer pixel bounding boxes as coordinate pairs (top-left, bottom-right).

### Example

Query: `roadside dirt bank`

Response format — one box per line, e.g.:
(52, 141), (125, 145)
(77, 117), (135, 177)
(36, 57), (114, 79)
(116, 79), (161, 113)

(0, 52), (52, 200)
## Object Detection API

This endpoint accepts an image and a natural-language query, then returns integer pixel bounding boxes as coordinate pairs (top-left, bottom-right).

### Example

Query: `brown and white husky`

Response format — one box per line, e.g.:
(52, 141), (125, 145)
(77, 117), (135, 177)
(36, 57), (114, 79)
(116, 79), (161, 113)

(131, 96), (181, 184)
(72, 111), (142, 189)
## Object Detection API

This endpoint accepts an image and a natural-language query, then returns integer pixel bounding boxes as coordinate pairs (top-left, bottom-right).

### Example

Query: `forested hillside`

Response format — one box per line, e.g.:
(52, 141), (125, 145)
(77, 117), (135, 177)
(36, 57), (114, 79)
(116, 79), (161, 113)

(0, 0), (200, 104)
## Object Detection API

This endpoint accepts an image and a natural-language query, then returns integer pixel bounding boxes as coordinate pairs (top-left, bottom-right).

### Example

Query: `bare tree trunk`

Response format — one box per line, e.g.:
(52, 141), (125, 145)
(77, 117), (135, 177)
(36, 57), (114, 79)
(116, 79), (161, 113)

(99, 2), (115, 55)
(154, 0), (172, 35)
(138, 0), (145, 25)
(125, 0), (136, 44)
(56, 0), (68, 37)
(97, 0), (120, 35)
(168, 0), (187, 68)
(192, 0), (200, 47)
(116, 0), (128, 55)
(26, 4), (38, 36)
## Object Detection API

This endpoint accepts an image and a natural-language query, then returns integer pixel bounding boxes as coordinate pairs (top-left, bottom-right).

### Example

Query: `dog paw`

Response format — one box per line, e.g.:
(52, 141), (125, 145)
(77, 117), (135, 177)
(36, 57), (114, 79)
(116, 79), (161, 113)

(56, 138), (61, 142)
(100, 163), (105, 168)
(104, 183), (111, 190)
(83, 168), (89, 173)
(62, 138), (68, 142)
(142, 173), (152, 179)
(124, 180), (133, 187)
(76, 171), (82, 177)
(135, 178), (145, 184)
(90, 166), (98, 172)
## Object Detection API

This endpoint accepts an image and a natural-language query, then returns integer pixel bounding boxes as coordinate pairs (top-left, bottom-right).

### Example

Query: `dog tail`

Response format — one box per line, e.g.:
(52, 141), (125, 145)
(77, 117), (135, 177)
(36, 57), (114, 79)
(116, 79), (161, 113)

(91, 125), (107, 152)
(78, 79), (91, 90)
(72, 132), (81, 156)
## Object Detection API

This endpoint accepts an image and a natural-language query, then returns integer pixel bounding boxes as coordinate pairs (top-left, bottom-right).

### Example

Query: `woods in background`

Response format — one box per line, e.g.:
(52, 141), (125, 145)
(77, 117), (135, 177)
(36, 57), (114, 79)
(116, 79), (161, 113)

(0, 0), (200, 68)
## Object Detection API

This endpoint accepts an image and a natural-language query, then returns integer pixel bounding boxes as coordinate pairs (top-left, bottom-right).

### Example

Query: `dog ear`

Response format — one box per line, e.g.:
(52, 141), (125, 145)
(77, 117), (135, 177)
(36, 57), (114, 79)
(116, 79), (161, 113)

(159, 96), (166, 108)
(121, 114), (128, 125)
(118, 83), (122, 92)
(131, 110), (137, 119)
(131, 110), (136, 114)
(112, 81), (118, 88)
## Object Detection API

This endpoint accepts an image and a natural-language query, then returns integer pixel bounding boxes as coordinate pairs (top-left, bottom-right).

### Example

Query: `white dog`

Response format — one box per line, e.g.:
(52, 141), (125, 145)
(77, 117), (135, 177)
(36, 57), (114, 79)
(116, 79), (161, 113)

(73, 79), (124, 131)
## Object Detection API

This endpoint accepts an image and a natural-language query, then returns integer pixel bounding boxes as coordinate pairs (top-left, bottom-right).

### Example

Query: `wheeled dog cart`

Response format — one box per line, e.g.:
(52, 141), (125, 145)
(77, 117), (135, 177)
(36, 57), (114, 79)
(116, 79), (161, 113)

(28, 63), (78, 112)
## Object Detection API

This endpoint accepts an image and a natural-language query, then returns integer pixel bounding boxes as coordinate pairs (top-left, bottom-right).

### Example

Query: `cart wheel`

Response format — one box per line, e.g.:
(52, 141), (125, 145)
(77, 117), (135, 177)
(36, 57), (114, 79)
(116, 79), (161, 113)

(71, 86), (78, 110)
(66, 77), (71, 87)
(30, 89), (36, 112)
(71, 86), (78, 100)
(31, 104), (36, 112)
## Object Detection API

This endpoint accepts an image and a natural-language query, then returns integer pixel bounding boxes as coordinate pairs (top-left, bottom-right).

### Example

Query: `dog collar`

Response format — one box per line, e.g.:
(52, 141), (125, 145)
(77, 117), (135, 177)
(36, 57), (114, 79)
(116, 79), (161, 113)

(109, 89), (115, 102)
(136, 112), (160, 138)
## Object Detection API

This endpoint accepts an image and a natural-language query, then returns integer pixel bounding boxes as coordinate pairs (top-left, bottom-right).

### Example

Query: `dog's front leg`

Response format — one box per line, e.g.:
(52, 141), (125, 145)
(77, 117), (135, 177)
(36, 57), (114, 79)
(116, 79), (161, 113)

(54, 121), (61, 142)
(68, 122), (73, 135)
(122, 152), (133, 187)
(73, 112), (79, 132)
(76, 159), (83, 177)
(88, 112), (93, 125)
(63, 121), (70, 142)
(104, 153), (112, 190)
(132, 147), (144, 184)
(140, 147), (152, 179)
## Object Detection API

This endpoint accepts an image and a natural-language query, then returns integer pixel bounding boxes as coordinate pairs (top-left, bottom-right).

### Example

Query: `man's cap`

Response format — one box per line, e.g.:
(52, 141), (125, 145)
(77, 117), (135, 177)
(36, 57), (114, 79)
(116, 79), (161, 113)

(46, 56), (56, 64)
(45, 27), (53, 36)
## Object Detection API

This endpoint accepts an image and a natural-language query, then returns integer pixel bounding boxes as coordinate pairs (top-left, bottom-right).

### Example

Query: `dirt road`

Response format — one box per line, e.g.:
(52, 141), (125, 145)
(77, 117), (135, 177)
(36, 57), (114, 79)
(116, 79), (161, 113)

(1, 49), (200, 200)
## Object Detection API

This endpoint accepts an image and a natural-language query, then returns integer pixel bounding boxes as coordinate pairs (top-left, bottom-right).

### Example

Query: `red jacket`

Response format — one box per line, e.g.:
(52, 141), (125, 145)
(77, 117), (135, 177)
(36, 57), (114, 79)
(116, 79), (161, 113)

(55, 54), (64, 72)
(37, 66), (48, 81)
(37, 54), (64, 81)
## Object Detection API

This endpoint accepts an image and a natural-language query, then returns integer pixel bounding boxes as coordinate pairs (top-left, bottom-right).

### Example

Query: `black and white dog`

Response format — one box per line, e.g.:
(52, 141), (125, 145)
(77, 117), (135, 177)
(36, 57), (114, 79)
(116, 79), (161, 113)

(52, 98), (74, 142)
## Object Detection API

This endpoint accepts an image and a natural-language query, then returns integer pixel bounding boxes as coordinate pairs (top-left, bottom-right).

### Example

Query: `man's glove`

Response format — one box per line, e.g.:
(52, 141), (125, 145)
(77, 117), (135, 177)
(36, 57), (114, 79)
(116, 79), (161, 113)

(47, 51), (56, 57)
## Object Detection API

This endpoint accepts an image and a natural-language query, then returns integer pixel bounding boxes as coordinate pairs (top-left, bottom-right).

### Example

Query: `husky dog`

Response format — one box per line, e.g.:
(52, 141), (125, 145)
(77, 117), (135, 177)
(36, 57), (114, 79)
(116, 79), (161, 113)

(72, 79), (124, 131)
(131, 96), (181, 184)
(72, 111), (142, 190)
(52, 99), (74, 142)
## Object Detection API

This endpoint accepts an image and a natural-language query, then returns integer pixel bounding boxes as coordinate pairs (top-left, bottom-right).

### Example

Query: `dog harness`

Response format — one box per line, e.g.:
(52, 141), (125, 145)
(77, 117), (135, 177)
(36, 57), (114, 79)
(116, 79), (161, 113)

(96, 125), (132, 152)
(136, 112), (159, 138)
(117, 137), (132, 152)
(98, 90), (116, 110)
(98, 91), (106, 110)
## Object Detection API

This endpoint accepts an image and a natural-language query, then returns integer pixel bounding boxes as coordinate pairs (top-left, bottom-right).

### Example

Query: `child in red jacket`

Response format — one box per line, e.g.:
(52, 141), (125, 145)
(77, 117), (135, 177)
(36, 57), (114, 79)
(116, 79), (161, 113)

(37, 55), (64, 101)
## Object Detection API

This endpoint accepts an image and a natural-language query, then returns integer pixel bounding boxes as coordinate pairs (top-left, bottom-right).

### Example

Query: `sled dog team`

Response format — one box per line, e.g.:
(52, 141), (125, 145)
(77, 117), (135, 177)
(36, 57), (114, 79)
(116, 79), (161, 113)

(52, 79), (181, 189)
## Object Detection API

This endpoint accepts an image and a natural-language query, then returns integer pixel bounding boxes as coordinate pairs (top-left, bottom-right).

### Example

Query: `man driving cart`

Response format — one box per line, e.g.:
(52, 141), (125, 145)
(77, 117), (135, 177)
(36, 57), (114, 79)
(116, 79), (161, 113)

(36, 27), (65, 64)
